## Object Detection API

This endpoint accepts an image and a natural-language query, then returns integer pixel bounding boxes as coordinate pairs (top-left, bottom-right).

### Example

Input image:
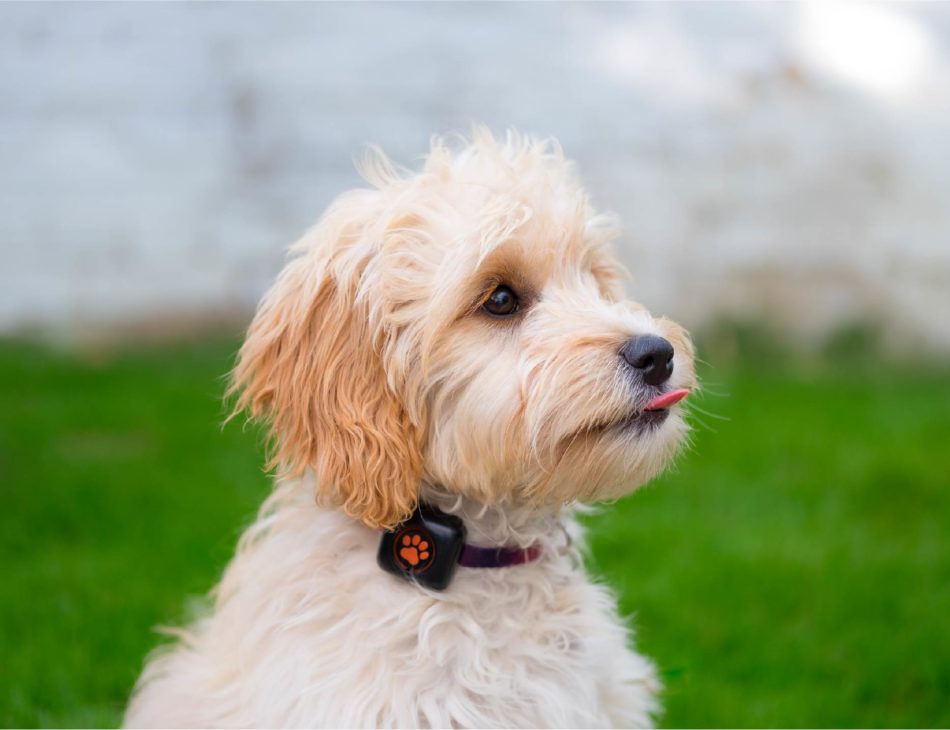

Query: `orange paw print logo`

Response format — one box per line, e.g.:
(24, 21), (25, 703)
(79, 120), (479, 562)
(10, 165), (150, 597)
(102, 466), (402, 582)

(393, 529), (434, 572)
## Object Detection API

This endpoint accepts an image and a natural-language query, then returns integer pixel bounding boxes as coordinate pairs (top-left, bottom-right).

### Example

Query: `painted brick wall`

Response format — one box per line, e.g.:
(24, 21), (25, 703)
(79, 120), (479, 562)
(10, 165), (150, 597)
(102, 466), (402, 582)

(2, 3), (949, 348)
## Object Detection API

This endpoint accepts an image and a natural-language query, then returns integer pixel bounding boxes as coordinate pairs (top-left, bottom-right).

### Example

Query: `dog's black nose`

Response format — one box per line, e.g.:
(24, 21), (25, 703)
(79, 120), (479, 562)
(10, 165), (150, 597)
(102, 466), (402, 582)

(620, 335), (674, 386)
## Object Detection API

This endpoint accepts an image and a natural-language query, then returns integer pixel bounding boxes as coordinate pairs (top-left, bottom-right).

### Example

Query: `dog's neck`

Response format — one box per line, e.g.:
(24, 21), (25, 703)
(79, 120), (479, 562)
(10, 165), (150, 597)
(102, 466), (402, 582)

(282, 472), (573, 552)
(419, 483), (568, 549)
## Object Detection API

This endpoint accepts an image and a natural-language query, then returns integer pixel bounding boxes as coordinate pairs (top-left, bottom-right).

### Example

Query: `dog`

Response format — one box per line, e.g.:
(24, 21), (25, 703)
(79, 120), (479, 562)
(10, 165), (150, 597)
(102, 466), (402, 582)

(124, 129), (696, 728)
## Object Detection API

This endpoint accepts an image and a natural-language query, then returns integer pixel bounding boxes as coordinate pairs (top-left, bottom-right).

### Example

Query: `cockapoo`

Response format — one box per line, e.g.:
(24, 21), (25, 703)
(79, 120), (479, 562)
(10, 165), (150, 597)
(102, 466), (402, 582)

(125, 129), (696, 728)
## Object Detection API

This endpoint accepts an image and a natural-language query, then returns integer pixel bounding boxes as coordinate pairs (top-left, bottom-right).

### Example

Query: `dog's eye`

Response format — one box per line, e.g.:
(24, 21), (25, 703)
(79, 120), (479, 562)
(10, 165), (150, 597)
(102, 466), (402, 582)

(482, 285), (520, 317)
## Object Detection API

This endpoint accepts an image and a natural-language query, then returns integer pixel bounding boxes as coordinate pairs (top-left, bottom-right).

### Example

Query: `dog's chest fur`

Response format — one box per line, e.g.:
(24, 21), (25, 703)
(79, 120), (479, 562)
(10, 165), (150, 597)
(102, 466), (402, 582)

(125, 481), (659, 728)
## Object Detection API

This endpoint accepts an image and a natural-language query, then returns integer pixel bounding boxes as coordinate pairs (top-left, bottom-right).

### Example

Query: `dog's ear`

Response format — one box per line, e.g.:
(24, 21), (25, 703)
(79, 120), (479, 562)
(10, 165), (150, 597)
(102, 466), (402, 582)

(229, 207), (423, 530)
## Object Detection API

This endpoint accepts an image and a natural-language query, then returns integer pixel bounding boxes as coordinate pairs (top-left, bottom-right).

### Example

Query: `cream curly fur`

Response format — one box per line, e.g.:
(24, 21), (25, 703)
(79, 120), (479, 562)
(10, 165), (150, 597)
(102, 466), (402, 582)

(124, 129), (696, 728)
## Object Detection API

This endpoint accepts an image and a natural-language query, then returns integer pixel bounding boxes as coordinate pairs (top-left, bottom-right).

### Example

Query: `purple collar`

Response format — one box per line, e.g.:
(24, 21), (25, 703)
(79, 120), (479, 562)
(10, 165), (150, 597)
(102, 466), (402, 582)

(458, 542), (542, 569)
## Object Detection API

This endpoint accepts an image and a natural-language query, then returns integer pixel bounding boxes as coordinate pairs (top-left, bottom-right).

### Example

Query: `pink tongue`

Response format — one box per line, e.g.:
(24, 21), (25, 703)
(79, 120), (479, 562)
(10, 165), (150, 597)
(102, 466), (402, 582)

(644, 389), (690, 411)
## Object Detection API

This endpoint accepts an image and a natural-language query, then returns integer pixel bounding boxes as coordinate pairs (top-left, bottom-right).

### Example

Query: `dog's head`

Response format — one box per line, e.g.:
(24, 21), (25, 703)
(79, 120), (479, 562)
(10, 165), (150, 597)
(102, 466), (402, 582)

(231, 130), (696, 529)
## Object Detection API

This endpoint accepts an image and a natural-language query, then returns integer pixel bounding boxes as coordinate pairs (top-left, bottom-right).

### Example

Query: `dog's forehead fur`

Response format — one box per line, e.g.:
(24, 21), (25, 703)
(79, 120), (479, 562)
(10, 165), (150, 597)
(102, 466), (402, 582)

(359, 130), (626, 331)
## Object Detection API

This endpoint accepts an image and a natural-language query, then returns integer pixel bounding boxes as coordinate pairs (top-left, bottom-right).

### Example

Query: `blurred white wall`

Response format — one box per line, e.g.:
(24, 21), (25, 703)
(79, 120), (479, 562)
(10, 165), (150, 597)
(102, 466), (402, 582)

(2, 2), (949, 348)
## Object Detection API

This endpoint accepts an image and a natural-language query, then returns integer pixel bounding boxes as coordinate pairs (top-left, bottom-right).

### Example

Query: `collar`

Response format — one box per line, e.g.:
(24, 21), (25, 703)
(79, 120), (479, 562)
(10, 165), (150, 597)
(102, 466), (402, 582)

(377, 503), (542, 591)
(458, 541), (542, 568)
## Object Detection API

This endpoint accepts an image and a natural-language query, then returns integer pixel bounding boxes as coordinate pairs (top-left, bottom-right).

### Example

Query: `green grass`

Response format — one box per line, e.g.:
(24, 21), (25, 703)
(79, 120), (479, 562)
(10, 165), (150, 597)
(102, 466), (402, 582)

(1, 333), (948, 727)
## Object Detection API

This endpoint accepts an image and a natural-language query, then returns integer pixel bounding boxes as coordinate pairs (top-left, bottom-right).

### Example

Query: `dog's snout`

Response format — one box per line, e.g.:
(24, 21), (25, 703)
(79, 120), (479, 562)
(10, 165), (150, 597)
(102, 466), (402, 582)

(620, 335), (674, 386)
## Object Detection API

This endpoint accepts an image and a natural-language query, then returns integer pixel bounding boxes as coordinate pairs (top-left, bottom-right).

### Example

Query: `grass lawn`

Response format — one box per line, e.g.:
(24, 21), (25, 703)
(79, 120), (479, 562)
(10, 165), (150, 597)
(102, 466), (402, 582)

(1, 331), (948, 727)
